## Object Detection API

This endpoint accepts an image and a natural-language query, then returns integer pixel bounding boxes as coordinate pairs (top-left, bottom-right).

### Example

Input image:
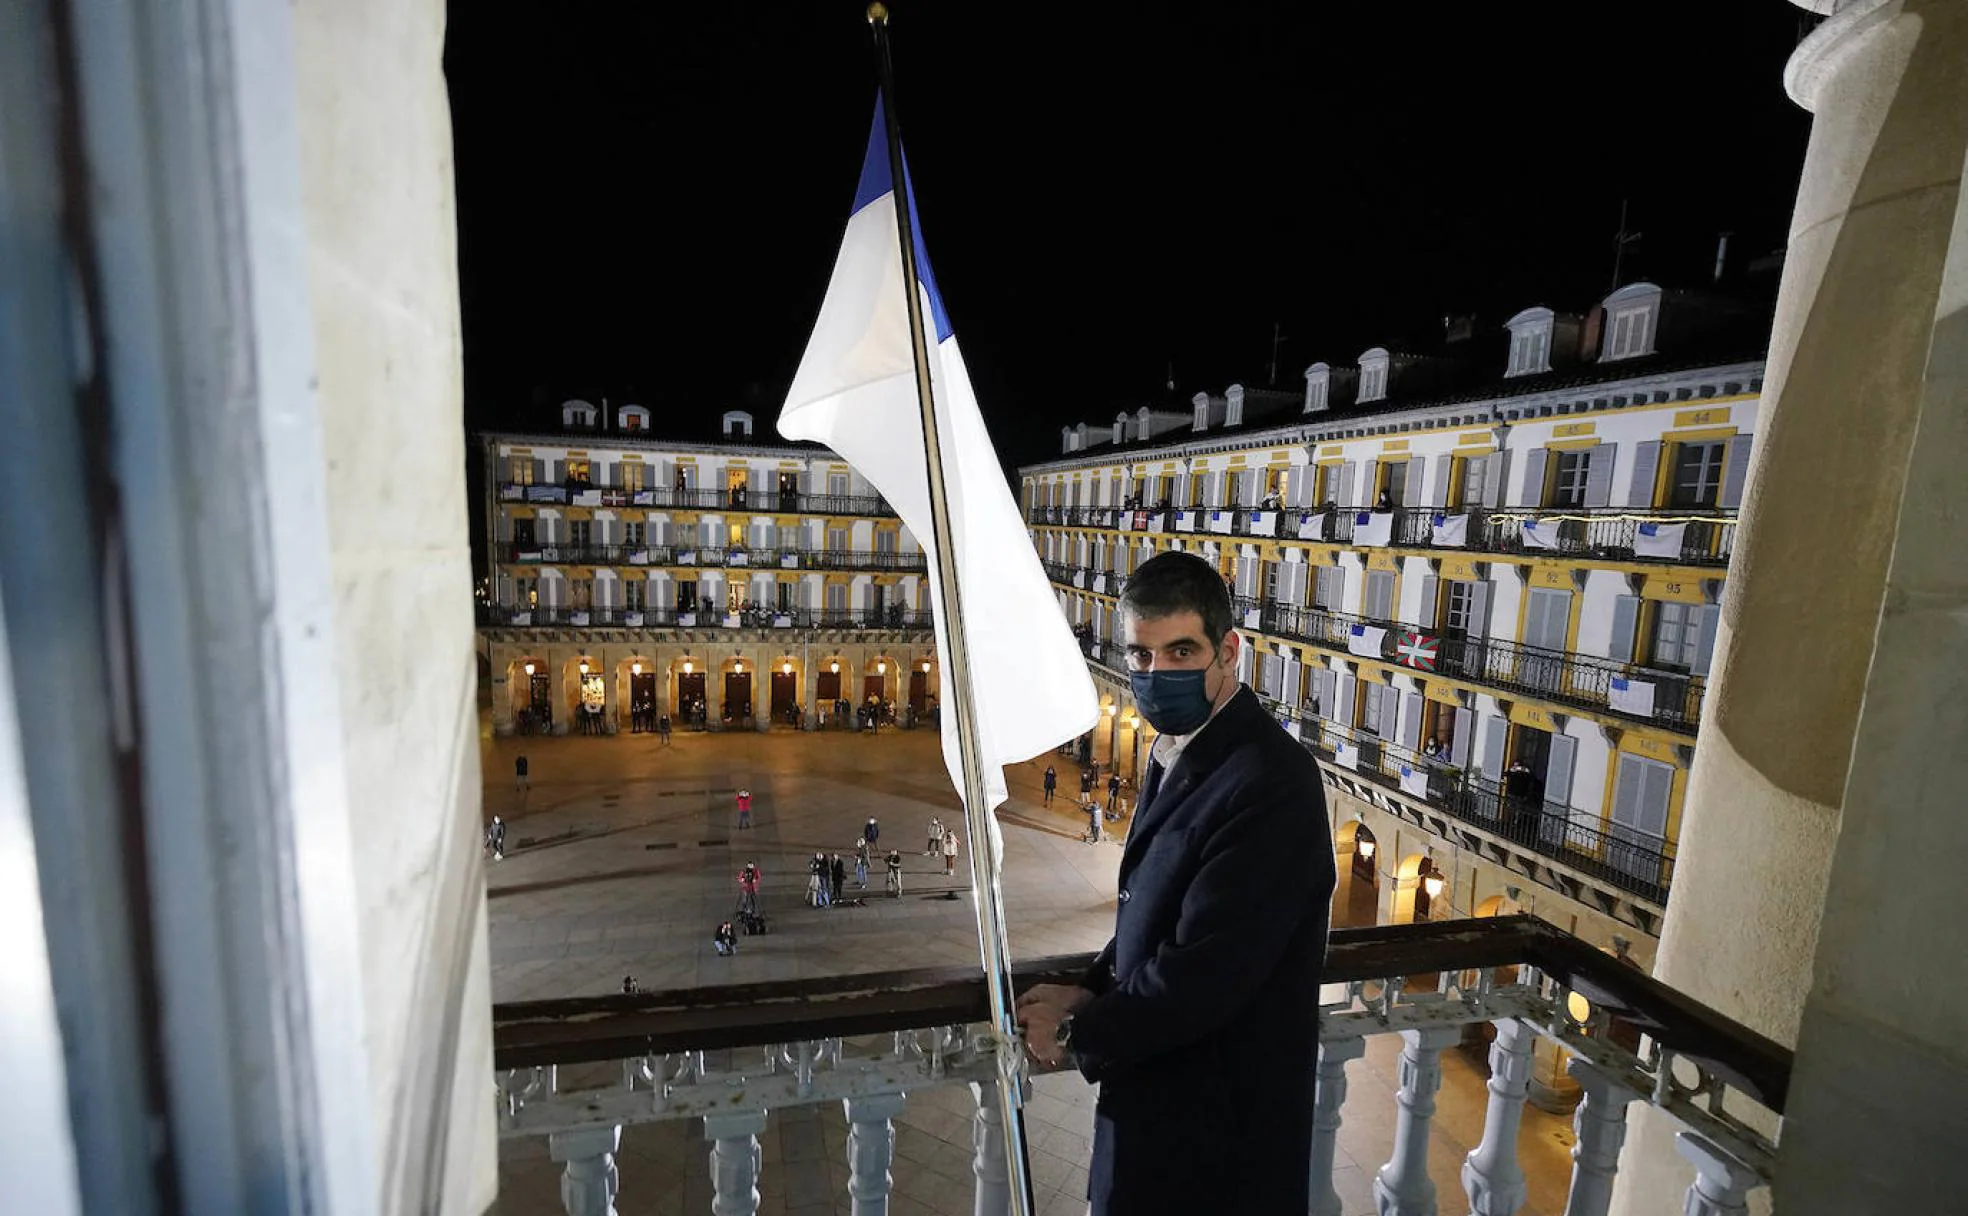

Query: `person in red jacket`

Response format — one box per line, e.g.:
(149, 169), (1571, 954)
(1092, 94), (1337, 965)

(736, 787), (753, 829)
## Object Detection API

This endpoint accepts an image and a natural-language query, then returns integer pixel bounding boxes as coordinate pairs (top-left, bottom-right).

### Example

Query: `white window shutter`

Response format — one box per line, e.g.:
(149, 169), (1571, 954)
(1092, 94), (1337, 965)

(1584, 442), (1616, 508)
(1451, 708), (1473, 768)
(1545, 733), (1578, 811)
(1430, 457), (1453, 508)
(1416, 575), (1440, 630)
(1692, 604), (1721, 677)
(1516, 448), (1548, 507)
(1479, 715), (1508, 779)
(1404, 458), (1424, 505)
(1336, 462), (1357, 507)
(1399, 691), (1424, 750)
(1720, 433), (1755, 509)
(1627, 441), (1661, 508)
(1609, 595), (1641, 664)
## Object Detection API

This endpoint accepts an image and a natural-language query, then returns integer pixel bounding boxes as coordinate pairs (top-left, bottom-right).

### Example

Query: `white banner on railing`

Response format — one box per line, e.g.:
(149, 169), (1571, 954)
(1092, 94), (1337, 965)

(1298, 513), (1326, 541)
(1633, 520), (1687, 559)
(569, 611), (591, 626)
(1249, 510), (1279, 537)
(1610, 676), (1657, 716)
(1430, 513), (1469, 548)
(1243, 608), (1263, 630)
(509, 611), (531, 626)
(1399, 765), (1430, 798)
(623, 612), (644, 627)
(1175, 511), (1195, 533)
(632, 490), (655, 505)
(1334, 739), (1358, 770)
(1357, 511), (1394, 547)
(1521, 519), (1558, 550)
(573, 490), (602, 507)
(1347, 623), (1387, 658)
(627, 550), (649, 565)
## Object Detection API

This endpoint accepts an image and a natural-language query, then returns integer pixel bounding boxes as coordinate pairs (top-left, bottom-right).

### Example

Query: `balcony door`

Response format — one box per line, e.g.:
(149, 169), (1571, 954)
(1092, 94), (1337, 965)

(1609, 754), (1674, 884)
(511, 518), (536, 550)
(1519, 588), (1571, 693)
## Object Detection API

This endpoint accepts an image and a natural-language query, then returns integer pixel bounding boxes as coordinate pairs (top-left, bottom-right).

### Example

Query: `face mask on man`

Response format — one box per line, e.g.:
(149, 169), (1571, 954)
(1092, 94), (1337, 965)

(1128, 666), (1214, 736)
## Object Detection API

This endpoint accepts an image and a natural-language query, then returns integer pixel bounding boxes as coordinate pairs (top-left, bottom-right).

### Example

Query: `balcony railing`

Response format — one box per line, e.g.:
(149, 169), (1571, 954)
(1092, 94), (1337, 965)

(1254, 599), (1705, 734)
(499, 482), (896, 519)
(478, 604), (933, 631)
(1271, 710), (1676, 904)
(501, 543), (928, 575)
(1031, 499), (1736, 569)
(493, 917), (1784, 1216)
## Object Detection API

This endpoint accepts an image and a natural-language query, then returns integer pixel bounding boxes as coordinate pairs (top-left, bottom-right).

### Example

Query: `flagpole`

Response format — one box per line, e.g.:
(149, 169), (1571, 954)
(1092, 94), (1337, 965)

(865, 6), (1037, 1215)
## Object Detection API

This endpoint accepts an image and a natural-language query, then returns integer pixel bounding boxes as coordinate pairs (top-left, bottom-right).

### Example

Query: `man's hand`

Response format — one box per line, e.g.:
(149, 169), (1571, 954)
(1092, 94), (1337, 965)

(1016, 984), (1093, 1069)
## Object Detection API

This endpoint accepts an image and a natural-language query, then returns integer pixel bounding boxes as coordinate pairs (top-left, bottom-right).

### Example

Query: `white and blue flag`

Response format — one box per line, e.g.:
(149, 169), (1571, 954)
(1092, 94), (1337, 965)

(778, 98), (1098, 813)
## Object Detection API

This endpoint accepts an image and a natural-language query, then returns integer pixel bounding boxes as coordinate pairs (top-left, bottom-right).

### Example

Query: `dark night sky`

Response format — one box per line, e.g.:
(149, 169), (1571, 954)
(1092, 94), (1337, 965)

(444, 2), (1814, 475)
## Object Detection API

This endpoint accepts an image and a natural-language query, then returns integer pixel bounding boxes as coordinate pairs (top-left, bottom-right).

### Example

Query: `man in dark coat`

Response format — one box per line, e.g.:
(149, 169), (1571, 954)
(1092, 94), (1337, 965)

(1018, 550), (1334, 1215)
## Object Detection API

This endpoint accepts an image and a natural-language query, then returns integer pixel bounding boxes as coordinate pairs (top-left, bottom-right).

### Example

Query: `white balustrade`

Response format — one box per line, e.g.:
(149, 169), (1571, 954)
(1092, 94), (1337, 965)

(704, 1110), (767, 1216)
(1373, 1024), (1462, 1215)
(1310, 1036), (1367, 1216)
(844, 1093), (906, 1216)
(971, 1080), (1013, 1216)
(1563, 1058), (1640, 1216)
(1677, 1133), (1761, 1216)
(1461, 1018), (1535, 1215)
(550, 1124), (621, 1216)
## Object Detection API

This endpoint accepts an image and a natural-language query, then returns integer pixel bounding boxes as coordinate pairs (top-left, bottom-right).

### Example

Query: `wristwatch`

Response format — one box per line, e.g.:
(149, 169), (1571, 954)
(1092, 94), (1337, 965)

(1054, 1014), (1076, 1051)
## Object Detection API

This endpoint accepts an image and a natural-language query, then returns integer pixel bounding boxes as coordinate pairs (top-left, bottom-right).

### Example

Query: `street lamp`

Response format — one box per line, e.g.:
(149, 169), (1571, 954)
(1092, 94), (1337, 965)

(1124, 713), (1138, 730)
(877, 660), (887, 675)
(782, 660), (793, 674)
(682, 659), (694, 675)
(579, 659), (590, 676)
(1104, 703), (1117, 717)
(734, 659), (743, 675)
(1422, 865), (1445, 901)
(830, 661), (840, 674)
(523, 661), (535, 677)
(631, 661), (642, 676)
(921, 660), (931, 673)
(1356, 838), (1376, 861)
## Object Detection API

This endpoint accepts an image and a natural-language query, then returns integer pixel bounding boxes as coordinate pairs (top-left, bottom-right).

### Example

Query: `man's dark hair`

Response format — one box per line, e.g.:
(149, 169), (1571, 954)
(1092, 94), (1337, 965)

(1119, 550), (1234, 647)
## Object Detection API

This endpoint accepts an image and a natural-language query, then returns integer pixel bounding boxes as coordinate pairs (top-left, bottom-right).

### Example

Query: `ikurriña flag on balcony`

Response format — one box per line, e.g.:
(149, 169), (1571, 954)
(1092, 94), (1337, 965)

(777, 97), (1098, 813)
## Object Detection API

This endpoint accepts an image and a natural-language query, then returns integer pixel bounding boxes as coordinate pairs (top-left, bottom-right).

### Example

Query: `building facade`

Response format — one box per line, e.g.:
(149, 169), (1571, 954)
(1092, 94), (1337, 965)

(478, 403), (940, 734)
(1021, 281), (1766, 965)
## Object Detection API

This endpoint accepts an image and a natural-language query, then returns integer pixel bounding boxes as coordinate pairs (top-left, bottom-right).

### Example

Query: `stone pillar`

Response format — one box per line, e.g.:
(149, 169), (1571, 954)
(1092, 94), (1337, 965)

(550, 654), (572, 735)
(1460, 1017), (1534, 1215)
(1372, 1025), (1460, 1215)
(1611, 2), (1968, 1209)
(843, 1093), (905, 1216)
(703, 1110), (768, 1216)
(550, 1124), (621, 1216)
(970, 1081), (1012, 1216)
(1309, 1035), (1366, 1216)
(1565, 1059), (1638, 1216)
(1677, 1134), (1759, 1216)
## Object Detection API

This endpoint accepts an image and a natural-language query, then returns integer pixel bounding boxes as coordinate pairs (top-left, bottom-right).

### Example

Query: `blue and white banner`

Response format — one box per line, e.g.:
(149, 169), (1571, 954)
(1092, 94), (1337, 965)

(509, 611), (531, 626)
(677, 612), (696, 628)
(632, 490), (655, 506)
(1357, 511), (1394, 547)
(1610, 676), (1657, 716)
(569, 610), (591, 627)
(1399, 765), (1430, 798)
(573, 490), (601, 508)
(526, 485), (564, 503)
(1298, 512), (1326, 541)
(777, 97), (1098, 813)
(1347, 623), (1387, 658)
(1249, 510), (1279, 538)
(1243, 607), (1263, 630)
(627, 550), (649, 565)
(1334, 739), (1358, 771)
(1175, 510), (1196, 533)
(1633, 520), (1688, 559)
(623, 611), (645, 627)
(1430, 512), (1469, 548)
(1521, 519), (1558, 550)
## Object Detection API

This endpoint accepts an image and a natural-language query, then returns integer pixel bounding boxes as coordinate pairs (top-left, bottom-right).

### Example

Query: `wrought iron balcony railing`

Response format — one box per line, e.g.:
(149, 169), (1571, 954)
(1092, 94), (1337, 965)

(1253, 599), (1705, 733)
(499, 482), (896, 519)
(1273, 710), (1676, 904)
(1031, 499), (1736, 569)
(492, 917), (1784, 1216)
(478, 604), (933, 631)
(500, 543), (927, 575)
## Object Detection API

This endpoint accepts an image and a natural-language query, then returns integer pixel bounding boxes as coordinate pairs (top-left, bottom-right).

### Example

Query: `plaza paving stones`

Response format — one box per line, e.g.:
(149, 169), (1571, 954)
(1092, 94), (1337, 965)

(483, 724), (1580, 1215)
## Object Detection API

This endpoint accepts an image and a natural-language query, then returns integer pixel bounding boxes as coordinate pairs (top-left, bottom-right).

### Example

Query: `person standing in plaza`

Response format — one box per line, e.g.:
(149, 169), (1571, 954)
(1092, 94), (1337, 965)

(1106, 770), (1122, 814)
(925, 815), (943, 856)
(941, 828), (960, 877)
(1015, 549), (1335, 1216)
(884, 847), (902, 897)
(1079, 767), (1094, 800)
(658, 712), (671, 744)
(1086, 801), (1101, 846)
(855, 837), (869, 888)
(514, 753), (529, 796)
(736, 787), (752, 830)
(864, 816), (879, 850)
(736, 862), (761, 921)
(1043, 764), (1057, 805)
(829, 852), (846, 905)
(485, 815), (506, 860)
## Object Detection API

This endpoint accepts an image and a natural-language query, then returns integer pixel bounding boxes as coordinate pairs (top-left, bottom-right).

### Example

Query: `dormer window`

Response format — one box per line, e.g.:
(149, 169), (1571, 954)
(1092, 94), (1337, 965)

(1303, 362), (1331, 413)
(1192, 392), (1211, 432)
(1504, 307), (1555, 377)
(721, 410), (753, 439)
(1113, 413), (1130, 446)
(561, 398), (598, 429)
(618, 404), (651, 432)
(1600, 283), (1661, 362)
(1074, 422), (1089, 450)
(1225, 384), (1246, 428)
(1357, 348), (1390, 404)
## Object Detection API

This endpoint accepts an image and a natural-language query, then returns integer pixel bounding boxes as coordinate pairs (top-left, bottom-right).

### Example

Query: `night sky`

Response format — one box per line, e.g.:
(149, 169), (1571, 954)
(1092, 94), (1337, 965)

(444, 2), (1815, 474)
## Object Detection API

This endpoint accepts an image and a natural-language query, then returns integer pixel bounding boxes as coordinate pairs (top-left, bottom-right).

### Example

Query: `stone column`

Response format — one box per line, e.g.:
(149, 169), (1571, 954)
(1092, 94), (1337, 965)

(1372, 1025), (1460, 1215)
(1310, 1035), (1366, 1216)
(550, 1124), (621, 1216)
(1677, 1134), (1760, 1216)
(970, 1081), (1014, 1216)
(1460, 1017), (1534, 1215)
(843, 1093), (905, 1216)
(704, 1110), (768, 1216)
(550, 653), (572, 735)
(1565, 1059), (1638, 1216)
(1612, 2), (1968, 1209)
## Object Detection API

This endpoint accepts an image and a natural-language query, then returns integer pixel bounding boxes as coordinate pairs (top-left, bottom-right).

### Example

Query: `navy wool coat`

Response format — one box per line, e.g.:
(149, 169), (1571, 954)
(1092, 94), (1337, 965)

(1069, 686), (1335, 1215)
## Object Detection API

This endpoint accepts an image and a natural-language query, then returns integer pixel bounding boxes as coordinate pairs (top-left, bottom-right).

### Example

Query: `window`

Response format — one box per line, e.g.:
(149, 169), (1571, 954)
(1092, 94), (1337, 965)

(1549, 449), (1591, 508)
(569, 578), (593, 609)
(569, 520), (592, 549)
(1442, 580), (1478, 638)
(1359, 683), (1384, 735)
(623, 522), (644, 549)
(1610, 754), (1674, 850)
(674, 464), (696, 490)
(623, 580), (644, 611)
(727, 522), (744, 547)
(828, 472), (849, 498)
(721, 410), (754, 438)
(508, 455), (534, 484)
(1314, 566), (1344, 610)
(1374, 462), (1403, 508)
(566, 458), (592, 486)
(826, 526), (847, 553)
(825, 583), (847, 612)
(515, 577), (537, 608)
(1263, 561), (1279, 601)
(1604, 305), (1656, 360)
(876, 529), (898, 555)
(1363, 570), (1395, 621)
(620, 462), (646, 492)
(674, 522), (698, 548)
(1671, 441), (1726, 508)
(1648, 601), (1704, 671)
(1458, 455), (1489, 508)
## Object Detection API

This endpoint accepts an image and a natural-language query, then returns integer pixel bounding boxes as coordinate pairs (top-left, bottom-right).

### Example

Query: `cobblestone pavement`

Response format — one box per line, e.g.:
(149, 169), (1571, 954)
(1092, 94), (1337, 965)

(483, 724), (1579, 1216)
